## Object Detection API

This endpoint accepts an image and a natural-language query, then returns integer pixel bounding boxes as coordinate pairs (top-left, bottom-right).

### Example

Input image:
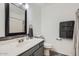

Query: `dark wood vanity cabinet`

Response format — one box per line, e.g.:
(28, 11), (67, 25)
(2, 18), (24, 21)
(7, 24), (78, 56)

(18, 41), (44, 56)
(32, 46), (44, 56)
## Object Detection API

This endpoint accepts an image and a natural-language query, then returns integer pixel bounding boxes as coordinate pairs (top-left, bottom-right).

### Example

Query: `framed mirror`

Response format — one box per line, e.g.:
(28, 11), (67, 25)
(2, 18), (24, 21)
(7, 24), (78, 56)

(5, 3), (27, 36)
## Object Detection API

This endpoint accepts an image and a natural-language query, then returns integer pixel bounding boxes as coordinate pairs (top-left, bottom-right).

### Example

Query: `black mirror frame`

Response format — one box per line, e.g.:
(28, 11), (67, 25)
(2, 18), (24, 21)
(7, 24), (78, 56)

(5, 3), (27, 36)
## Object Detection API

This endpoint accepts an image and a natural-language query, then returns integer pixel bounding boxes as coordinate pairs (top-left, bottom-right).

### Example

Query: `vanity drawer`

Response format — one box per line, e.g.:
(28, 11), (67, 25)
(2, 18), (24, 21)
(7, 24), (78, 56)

(33, 46), (44, 56)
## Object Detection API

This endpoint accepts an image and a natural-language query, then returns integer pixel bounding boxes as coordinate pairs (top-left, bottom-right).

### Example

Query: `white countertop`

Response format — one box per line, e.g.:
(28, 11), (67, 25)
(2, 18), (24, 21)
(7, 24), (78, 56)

(0, 37), (44, 56)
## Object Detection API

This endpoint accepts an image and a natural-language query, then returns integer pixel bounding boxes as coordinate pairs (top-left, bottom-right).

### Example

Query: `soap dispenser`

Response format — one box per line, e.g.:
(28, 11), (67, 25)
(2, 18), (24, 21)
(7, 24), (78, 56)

(28, 24), (33, 39)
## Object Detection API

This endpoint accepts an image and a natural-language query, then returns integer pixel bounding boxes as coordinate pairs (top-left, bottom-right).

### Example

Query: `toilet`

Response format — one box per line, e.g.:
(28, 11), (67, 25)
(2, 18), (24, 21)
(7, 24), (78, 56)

(44, 42), (53, 56)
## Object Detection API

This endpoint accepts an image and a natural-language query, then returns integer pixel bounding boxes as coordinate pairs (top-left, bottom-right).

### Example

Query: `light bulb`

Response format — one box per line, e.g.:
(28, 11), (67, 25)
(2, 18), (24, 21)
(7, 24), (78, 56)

(25, 4), (29, 10)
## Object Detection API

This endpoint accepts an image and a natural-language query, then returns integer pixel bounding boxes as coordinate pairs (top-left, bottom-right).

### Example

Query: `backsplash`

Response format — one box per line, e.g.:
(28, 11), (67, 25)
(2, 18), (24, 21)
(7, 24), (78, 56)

(0, 35), (27, 41)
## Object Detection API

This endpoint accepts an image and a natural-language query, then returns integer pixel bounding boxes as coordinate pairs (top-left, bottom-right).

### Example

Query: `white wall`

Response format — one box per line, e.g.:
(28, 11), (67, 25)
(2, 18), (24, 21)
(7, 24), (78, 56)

(27, 4), (41, 36)
(0, 4), (5, 37)
(41, 3), (79, 55)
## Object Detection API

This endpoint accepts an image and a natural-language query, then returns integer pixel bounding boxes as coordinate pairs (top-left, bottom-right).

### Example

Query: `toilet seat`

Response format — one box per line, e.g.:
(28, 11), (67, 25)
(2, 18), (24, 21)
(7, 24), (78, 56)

(44, 42), (53, 56)
(44, 42), (52, 48)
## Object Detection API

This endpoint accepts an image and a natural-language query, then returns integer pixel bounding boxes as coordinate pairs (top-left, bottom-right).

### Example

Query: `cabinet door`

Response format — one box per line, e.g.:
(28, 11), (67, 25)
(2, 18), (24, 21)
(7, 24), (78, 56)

(33, 46), (44, 56)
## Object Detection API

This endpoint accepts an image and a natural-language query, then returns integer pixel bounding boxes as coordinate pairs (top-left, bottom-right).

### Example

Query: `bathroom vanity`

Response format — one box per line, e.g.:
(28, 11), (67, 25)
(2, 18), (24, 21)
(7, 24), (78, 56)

(19, 40), (44, 56)
(0, 36), (44, 56)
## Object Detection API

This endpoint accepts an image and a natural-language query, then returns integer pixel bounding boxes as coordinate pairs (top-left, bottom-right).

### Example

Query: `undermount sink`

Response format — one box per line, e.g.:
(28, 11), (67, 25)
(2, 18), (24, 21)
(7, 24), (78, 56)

(16, 40), (29, 47)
